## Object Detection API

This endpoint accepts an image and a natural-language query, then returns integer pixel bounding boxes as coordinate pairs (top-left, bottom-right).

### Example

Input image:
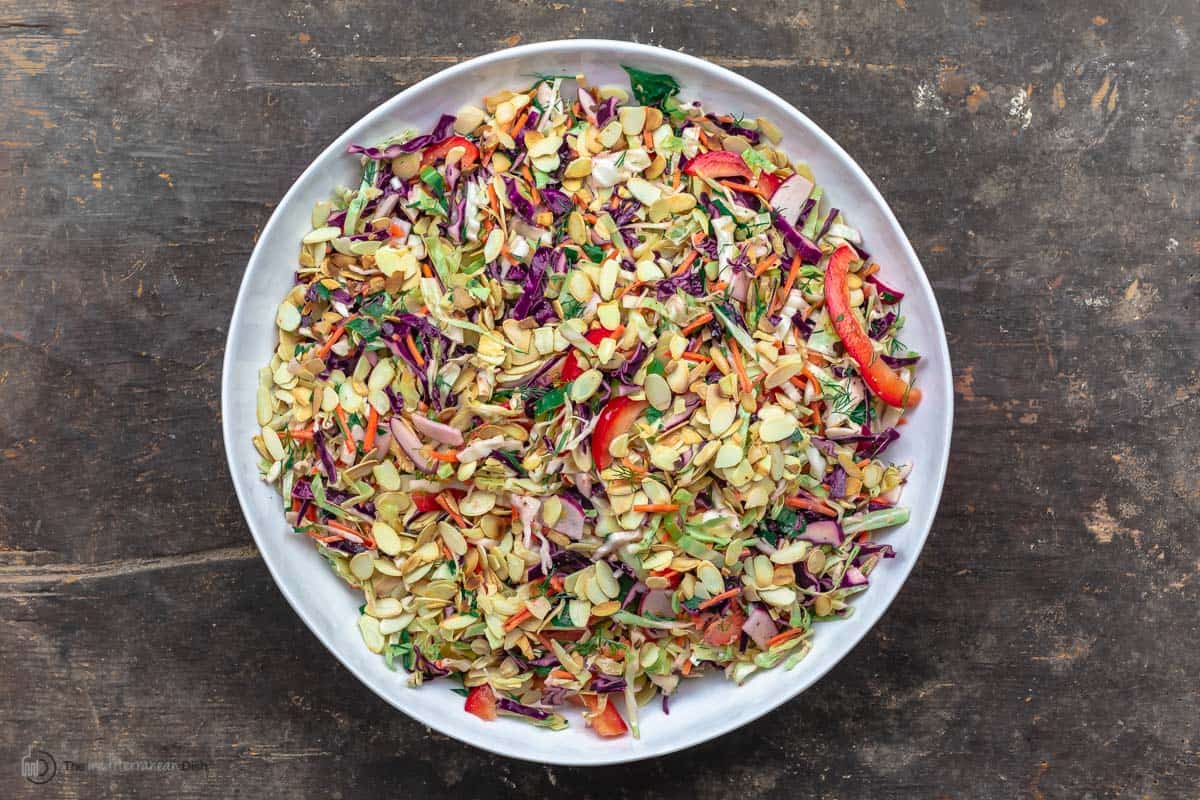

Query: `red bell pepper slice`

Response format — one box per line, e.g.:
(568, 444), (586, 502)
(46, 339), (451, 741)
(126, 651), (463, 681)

(757, 171), (783, 198)
(824, 244), (921, 409)
(581, 695), (629, 738)
(702, 605), (746, 646)
(420, 136), (479, 168)
(561, 327), (621, 381)
(683, 151), (753, 181)
(412, 489), (464, 513)
(591, 396), (648, 471)
(464, 685), (497, 721)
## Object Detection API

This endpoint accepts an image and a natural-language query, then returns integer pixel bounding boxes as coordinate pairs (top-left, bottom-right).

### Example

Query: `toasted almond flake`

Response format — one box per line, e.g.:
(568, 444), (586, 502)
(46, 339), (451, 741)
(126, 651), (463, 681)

(714, 443), (743, 470)
(598, 258), (619, 300)
(261, 426), (285, 461)
(303, 226), (341, 244)
(569, 599), (592, 627)
(760, 415), (797, 442)
(357, 614), (384, 653)
(760, 586), (796, 608)
(349, 551), (375, 581)
(459, 491), (497, 516)
(571, 369), (603, 402)
(644, 373), (673, 411)
(564, 156), (593, 178)
(708, 401), (737, 436)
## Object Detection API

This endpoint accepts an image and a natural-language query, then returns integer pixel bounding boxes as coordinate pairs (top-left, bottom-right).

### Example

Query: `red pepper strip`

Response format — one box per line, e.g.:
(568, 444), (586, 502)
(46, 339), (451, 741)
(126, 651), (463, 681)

(464, 685), (497, 721)
(560, 326), (623, 381)
(756, 171), (783, 197)
(420, 136), (479, 168)
(581, 695), (629, 738)
(682, 150), (753, 181)
(824, 244), (921, 409)
(591, 396), (648, 471)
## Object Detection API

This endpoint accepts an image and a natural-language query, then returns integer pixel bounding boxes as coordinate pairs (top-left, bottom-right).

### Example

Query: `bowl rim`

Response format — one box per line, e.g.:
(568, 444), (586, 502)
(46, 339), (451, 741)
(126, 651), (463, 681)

(221, 38), (953, 766)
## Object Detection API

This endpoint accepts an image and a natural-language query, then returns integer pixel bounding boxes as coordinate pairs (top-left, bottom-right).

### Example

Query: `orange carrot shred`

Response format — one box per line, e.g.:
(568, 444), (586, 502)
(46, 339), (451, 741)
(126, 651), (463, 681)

(363, 407), (379, 451)
(406, 333), (426, 368)
(773, 254), (802, 313)
(680, 312), (713, 337)
(697, 588), (741, 610)
(764, 627), (806, 649)
(727, 339), (752, 394)
(632, 503), (680, 513)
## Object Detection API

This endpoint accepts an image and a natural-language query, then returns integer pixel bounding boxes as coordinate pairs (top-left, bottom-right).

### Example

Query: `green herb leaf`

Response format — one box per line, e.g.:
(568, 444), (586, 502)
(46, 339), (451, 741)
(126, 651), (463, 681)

(534, 384), (570, 418)
(581, 243), (605, 262)
(622, 65), (682, 110)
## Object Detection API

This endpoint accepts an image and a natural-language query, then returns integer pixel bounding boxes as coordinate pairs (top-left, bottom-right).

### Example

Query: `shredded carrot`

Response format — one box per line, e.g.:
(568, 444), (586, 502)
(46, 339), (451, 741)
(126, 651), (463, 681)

(719, 179), (770, 200)
(333, 405), (353, 443)
(287, 427), (315, 441)
(549, 574), (565, 593)
(327, 519), (375, 549)
(633, 503), (680, 513)
(773, 254), (802, 313)
(487, 183), (501, 217)
(504, 607), (532, 631)
(436, 492), (469, 528)
(548, 668), (576, 681)
(620, 457), (647, 476)
(680, 351), (710, 364)
(316, 315), (356, 359)
(708, 280), (727, 293)
(861, 262), (880, 279)
(387, 221), (405, 238)
(810, 399), (824, 434)
(679, 311), (713, 337)
(672, 168), (681, 190)
(681, 658), (693, 676)
(363, 407), (379, 451)
(764, 627), (806, 649)
(521, 163), (540, 204)
(672, 248), (700, 277)
(405, 333), (426, 368)
(753, 253), (781, 277)
(898, 416), (908, 426)
(421, 263), (433, 278)
(643, 129), (655, 151)
(856, 458), (872, 470)
(789, 375), (808, 392)
(614, 279), (644, 300)
(784, 494), (838, 517)
(697, 587), (741, 610)
(427, 449), (459, 463)
(509, 110), (529, 137)
(727, 339), (753, 394)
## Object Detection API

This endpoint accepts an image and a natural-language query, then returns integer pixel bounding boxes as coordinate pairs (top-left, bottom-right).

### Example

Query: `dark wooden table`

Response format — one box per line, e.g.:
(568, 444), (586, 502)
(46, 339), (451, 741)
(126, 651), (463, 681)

(2, 1), (1197, 797)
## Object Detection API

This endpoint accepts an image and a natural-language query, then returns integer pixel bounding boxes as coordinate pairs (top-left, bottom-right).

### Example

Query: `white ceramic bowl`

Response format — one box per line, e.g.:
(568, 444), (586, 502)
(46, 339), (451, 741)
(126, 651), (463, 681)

(221, 39), (953, 766)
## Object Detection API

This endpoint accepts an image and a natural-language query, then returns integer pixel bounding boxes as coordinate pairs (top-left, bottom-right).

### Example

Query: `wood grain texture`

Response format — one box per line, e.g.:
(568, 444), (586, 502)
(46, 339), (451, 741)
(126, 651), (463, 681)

(1, 1), (1197, 797)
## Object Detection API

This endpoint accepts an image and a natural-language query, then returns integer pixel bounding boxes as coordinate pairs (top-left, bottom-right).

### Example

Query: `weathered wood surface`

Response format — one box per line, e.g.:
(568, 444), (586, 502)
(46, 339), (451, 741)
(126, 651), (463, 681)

(1, 1), (1197, 797)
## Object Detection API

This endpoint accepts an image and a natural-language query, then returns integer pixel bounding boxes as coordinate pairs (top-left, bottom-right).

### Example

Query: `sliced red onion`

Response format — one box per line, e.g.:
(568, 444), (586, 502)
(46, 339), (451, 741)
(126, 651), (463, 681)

(410, 414), (464, 446)
(742, 605), (779, 649)
(842, 565), (869, 587)
(389, 417), (432, 472)
(771, 175), (814, 226)
(552, 494), (586, 541)
(799, 519), (845, 546)
(577, 86), (599, 125)
(639, 589), (675, 618)
(731, 270), (750, 303)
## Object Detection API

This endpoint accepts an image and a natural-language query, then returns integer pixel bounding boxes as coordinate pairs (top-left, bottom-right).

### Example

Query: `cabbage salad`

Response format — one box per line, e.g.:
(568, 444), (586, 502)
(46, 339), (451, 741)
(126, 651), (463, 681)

(252, 66), (922, 738)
